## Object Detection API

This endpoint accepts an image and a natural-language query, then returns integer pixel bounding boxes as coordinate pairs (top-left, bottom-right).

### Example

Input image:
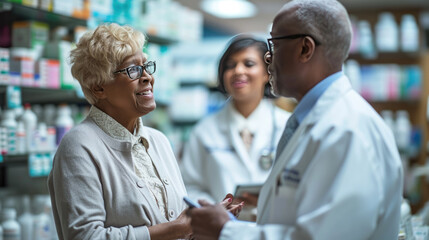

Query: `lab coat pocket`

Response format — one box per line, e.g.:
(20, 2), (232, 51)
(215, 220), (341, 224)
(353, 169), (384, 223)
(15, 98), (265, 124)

(269, 184), (297, 224)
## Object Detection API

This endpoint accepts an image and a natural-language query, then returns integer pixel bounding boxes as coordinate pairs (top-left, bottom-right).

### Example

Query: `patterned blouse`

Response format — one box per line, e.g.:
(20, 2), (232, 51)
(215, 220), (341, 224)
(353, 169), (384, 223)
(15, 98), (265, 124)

(88, 106), (168, 218)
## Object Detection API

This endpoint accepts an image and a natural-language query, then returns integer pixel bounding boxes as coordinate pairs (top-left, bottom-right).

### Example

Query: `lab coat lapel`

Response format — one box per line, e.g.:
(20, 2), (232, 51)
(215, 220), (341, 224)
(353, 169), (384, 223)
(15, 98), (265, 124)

(257, 75), (353, 222)
(269, 75), (352, 166)
(225, 103), (251, 168)
(257, 121), (305, 222)
(249, 100), (273, 164)
(228, 122), (250, 167)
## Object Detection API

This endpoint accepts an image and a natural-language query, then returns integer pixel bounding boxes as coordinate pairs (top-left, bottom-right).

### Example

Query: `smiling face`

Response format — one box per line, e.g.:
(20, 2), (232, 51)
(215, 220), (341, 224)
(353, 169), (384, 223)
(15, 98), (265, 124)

(223, 46), (269, 104)
(94, 51), (155, 129)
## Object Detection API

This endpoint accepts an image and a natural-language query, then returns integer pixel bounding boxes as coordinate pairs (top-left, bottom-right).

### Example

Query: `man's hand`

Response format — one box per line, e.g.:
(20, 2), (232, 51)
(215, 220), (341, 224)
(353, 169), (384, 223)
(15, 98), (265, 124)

(188, 200), (231, 240)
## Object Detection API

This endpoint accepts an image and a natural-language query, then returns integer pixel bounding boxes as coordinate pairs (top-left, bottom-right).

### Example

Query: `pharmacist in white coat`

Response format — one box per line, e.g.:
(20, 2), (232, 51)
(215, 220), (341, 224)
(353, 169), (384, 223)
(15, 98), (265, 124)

(180, 35), (291, 215)
(187, 1), (404, 240)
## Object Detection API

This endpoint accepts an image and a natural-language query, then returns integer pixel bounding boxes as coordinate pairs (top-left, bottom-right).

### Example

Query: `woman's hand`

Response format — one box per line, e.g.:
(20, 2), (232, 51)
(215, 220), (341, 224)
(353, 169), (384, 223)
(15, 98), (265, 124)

(236, 192), (259, 207)
(220, 193), (244, 217)
(148, 209), (192, 240)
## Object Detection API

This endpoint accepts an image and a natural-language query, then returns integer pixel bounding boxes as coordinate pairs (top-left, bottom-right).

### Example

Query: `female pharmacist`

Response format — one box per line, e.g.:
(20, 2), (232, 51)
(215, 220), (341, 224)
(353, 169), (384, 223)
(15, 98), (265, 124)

(180, 35), (291, 220)
(48, 23), (201, 240)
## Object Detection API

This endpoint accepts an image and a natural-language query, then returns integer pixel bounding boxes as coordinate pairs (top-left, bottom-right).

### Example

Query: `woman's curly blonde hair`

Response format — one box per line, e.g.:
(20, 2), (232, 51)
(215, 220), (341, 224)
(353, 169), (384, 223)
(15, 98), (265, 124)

(70, 23), (146, 104)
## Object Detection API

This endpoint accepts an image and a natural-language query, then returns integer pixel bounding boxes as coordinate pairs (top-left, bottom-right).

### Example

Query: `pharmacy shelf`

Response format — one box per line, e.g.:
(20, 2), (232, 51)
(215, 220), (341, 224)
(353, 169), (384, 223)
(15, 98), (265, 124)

(0, 153), (51, 188)
(348, 52), (422, 65)
(0, 1), (87, 28)
(0, 154), (27, 166)
(147, 34), (178, 45)
(369, 100), (421, 124)
(369, 99), (420, 106)
(172, 120), (199, 126)
(0, 85), (88, 105)
(0, 2), (178, 45)
(21, 87), (87, 104)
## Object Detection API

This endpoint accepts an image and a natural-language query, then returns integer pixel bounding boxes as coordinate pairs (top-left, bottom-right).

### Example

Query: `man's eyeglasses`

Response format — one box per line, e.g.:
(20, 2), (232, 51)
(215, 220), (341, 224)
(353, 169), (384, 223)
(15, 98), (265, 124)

(113, 61), (156, 80)
(267, 34), (321, 56)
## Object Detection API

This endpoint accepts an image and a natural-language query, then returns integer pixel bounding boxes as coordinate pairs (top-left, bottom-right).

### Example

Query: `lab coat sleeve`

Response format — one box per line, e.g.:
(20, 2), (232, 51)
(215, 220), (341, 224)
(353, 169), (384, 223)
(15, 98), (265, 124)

(220, 221), (298, 239)
(180, 129), (216, 203)
(220, 128), (399, 240)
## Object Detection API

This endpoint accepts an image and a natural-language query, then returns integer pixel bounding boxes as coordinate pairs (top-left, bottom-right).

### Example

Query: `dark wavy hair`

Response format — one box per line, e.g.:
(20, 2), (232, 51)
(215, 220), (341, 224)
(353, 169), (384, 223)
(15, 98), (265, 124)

(217, 34), (275, 98)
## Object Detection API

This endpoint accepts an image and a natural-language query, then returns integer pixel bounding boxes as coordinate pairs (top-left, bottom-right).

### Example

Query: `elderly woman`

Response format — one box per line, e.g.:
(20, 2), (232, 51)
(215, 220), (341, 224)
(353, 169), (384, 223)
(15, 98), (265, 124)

(48, 23), (191, 240)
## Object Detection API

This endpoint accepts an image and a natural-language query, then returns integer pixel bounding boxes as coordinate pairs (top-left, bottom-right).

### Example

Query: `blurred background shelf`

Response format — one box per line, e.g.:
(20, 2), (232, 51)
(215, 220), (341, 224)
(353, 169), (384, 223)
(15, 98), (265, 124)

(147, 34), (178, 45)
(0, 154), (27, 166)
(0, 85), (88, 105)
(348, 52), (423, 65)
(0, 1), (87, 28)
(0, 1), (178, 45)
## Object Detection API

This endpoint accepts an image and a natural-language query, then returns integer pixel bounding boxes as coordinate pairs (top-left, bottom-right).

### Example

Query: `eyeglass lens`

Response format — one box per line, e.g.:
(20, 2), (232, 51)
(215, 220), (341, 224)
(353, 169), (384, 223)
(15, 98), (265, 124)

(128, 66), (141, 79)
(269, 40), (274, 54)
(127, 62), (155, 79)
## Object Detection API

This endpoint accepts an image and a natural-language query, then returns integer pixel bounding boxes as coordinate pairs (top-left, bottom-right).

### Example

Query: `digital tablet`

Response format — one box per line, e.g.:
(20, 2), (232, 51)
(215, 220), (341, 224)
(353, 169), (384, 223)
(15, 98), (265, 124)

(234, 184), (263, 197)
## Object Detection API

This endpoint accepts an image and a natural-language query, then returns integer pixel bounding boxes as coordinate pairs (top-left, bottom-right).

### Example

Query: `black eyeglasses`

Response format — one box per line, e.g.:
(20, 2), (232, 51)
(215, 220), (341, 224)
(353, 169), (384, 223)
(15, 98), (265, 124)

(113, 61), (156, 80)
(267, 34), (321, 56)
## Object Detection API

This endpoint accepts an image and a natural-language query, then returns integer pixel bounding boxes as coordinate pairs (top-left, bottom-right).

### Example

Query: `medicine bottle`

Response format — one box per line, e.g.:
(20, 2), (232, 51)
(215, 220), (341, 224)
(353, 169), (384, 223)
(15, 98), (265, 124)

(380, 110), (395, 133)
(1, 208), (21, 240)
(21, 103), (38, 153)
(358, 20), (376, 59)
(395, 110), (412, 152)
(32, 195), (52, 240)
(18, 195), (33, 240)
(375, 12), (399, 52)
(400, 14), (419, 52)
(55, 104), (74, 145)
(400, 199), (414, 240)
(15, 121), (26, 154)
(0, 110), (17, 154)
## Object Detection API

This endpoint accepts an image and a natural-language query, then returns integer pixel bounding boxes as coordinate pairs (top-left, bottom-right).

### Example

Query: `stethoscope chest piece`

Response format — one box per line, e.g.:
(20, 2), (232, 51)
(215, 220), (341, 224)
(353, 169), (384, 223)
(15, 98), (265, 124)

(259, 149), (274, 171)
(258, 103), (278, 171)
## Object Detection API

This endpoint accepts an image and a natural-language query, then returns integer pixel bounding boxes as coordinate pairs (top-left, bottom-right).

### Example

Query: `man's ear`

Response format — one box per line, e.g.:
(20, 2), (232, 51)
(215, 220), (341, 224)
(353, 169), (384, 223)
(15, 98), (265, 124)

(91, 85), (106, 99)
(299, 36), (316, 63)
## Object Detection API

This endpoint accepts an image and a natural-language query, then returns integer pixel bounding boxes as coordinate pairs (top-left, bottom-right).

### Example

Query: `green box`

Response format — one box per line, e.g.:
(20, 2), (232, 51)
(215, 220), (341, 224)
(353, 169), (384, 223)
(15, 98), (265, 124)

(12, 21), (49, 57)
(45, 40), (76, 89)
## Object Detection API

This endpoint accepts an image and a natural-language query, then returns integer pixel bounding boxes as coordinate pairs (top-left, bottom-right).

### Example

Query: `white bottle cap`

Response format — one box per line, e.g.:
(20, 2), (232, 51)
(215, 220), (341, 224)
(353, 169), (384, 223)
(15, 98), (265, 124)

(2, 208), (17, 220)
(1, 109), (15, 123)
(397, 110), (409, 118)
(401, 199), (411, 219)
(402, 14), (416, 23)
(380, 110), (393, 118)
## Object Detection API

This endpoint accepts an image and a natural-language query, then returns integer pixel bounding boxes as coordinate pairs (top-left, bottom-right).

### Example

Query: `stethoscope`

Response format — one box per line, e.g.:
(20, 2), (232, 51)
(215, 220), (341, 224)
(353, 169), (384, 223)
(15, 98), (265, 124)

(258, 103), (277, 171)
(208, 100), (278, 170)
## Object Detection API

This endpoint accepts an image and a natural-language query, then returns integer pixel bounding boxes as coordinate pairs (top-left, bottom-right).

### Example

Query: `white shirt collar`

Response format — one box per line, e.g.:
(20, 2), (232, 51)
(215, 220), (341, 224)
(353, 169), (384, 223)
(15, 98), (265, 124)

(229, 99), (272, 133)
(88, 106), (145, 146)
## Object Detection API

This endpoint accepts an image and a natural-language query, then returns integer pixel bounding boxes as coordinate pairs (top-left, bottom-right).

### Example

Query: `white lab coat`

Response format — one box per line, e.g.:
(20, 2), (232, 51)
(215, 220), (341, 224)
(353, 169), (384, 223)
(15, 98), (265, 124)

(180, 99), (291, 203)
(219, 76), (403, 240)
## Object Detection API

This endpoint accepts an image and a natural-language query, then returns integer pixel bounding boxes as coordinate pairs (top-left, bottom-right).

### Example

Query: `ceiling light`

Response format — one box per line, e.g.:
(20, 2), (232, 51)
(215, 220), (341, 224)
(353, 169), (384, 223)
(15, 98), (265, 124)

(201, 0), (257, 19)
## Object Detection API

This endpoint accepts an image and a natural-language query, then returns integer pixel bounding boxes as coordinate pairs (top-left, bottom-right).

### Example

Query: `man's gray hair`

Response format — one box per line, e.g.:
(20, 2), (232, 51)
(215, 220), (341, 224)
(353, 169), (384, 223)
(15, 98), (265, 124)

(291, 0), (352, 66)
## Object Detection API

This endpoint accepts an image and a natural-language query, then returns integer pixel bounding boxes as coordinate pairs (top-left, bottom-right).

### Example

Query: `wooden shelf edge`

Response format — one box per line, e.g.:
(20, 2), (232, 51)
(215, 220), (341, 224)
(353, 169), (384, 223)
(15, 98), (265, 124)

(147, 34), (178, 45)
